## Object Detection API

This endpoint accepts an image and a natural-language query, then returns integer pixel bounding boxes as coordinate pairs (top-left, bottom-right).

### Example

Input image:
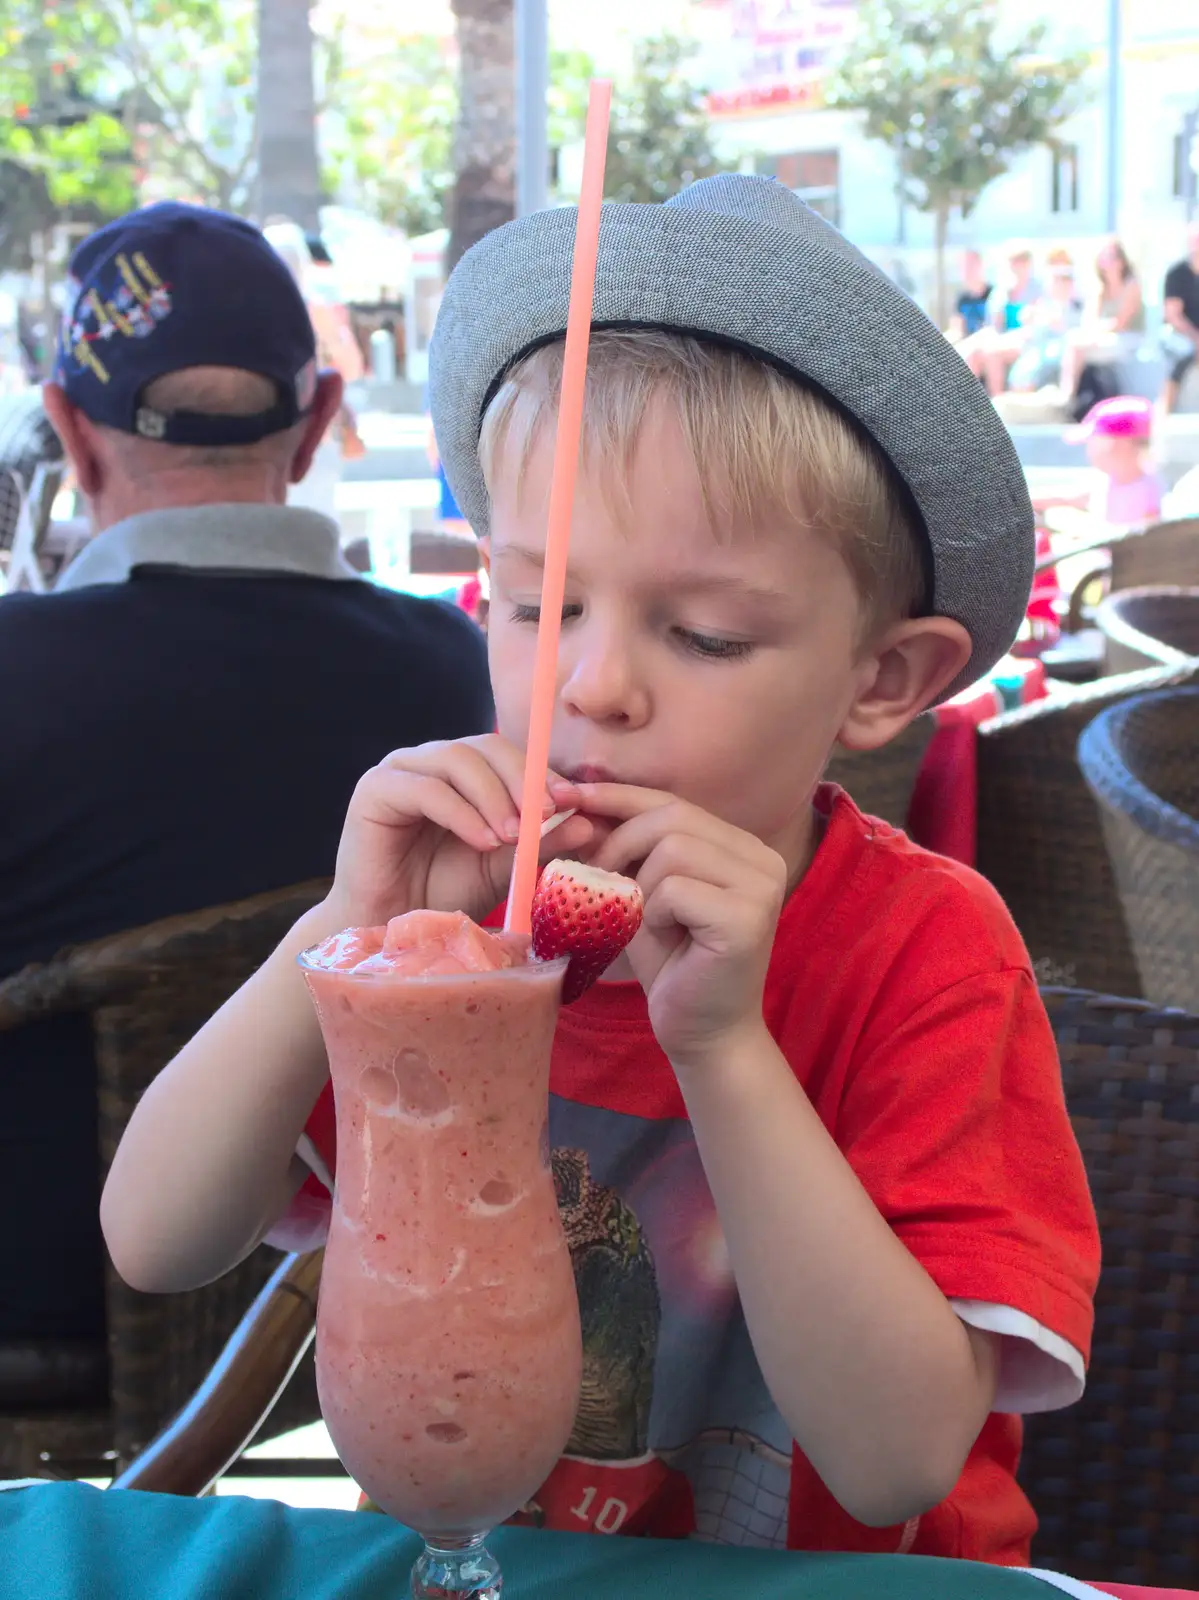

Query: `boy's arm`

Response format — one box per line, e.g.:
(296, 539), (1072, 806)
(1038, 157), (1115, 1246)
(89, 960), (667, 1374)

(101, 737), (598, 1296)
(100, 900), (341, 1293)
(581, 783), (1090, 1532)
(674, 1028), (999, 1530)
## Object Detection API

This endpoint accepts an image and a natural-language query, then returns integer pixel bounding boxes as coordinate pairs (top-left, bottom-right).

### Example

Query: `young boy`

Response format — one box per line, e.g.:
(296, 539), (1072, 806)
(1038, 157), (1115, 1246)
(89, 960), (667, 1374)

(102, 177), (1098, 1564)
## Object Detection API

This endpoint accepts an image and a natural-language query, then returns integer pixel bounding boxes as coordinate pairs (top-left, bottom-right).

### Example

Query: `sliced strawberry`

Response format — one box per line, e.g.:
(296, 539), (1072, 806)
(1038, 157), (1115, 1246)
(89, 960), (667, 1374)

(530, 858), (644, 1004)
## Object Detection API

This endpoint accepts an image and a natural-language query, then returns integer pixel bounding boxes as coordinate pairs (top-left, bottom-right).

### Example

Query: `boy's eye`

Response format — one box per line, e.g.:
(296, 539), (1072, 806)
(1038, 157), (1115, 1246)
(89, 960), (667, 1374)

(675, 628), (754, 661)
(509, 603), (582, 624)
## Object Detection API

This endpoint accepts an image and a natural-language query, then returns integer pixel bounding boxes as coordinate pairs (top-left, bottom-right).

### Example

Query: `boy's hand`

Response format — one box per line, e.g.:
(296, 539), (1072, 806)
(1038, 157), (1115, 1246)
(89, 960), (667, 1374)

(581, 784), (788, 1070)
(323, 736), (597, 932)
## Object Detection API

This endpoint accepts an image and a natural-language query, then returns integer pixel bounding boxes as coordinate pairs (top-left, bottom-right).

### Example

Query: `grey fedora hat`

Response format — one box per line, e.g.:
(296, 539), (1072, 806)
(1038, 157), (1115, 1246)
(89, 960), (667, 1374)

(430, 173), (1034, 695)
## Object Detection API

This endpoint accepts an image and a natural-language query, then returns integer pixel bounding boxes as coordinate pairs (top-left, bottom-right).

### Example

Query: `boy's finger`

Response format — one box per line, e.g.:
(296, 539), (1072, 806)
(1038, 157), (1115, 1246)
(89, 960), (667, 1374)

(588, 804), (765, 880)
(568, 781), (677, 821)
(633, 834), (780, 906)
(375, 752), (516, 843)
(459, 736), (568, 818)
(392, 738), (575, 823)
(359, 771), (504, 853)
(643, 875), (767, 954)
(384, 745), (531, 842)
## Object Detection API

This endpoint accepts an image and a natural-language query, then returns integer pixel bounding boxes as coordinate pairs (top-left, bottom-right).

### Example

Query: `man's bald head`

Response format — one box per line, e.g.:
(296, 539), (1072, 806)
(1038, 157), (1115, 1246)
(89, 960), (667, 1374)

(43, 361), (345, 532)
(104, 366), (301, 474)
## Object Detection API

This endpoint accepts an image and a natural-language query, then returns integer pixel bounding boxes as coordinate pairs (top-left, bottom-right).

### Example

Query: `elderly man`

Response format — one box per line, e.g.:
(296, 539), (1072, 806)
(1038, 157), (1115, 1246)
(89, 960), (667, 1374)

(0, 203), (492, 1358)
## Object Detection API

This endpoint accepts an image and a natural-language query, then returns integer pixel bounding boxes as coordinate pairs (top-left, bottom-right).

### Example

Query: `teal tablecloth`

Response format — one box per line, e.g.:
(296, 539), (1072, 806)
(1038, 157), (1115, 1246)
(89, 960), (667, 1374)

(0, 1483), (1077, 1600)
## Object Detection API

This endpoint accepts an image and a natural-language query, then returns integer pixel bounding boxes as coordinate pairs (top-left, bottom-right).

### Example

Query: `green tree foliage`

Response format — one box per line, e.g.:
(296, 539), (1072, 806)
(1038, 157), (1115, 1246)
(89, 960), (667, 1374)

(0, 0), (138, 265)
(601, 35), (719, 205)
(540, 34), (719, 206)
(0, 0), (327, 252)
(324, 36), (457, 240)
(825, 0), (1088, 320)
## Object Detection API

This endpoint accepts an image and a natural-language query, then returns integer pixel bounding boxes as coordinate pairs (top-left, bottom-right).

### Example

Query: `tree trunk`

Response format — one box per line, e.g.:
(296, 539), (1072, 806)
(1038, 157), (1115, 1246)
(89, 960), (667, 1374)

(255, 0), (321, 232)
(447, 0), (516, 273)
(933, 202), (950, 331)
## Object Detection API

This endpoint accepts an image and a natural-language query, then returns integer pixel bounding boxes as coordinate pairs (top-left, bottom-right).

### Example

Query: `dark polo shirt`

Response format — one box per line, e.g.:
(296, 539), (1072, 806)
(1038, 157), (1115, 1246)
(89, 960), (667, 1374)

(0, 503), (493, 1339)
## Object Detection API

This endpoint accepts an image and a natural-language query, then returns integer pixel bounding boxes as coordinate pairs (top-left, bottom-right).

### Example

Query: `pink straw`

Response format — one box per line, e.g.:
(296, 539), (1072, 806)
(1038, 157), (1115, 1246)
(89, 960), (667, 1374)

(505, 80), (612, 936)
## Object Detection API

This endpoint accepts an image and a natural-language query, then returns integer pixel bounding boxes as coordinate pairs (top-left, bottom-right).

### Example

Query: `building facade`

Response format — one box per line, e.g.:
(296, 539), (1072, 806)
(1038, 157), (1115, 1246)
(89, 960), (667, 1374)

(692, 0), (1199, 312)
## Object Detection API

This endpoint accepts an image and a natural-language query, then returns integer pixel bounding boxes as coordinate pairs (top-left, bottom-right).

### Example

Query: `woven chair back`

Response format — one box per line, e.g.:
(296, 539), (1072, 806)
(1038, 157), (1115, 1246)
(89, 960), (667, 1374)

(1078, 688), (1199, 1010)
(976, 662), (1199, 996)
(0, 879), (330, 1469)
(1096, 586), (1199, 676)
(1022, 988), (1199, 1587)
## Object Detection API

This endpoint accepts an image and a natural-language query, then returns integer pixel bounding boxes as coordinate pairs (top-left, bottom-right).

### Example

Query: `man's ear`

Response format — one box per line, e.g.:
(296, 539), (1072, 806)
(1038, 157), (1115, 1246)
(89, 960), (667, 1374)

(838, 617), (973, 752)
(42, 384), (103, 496)
(289, 371), (345, 484)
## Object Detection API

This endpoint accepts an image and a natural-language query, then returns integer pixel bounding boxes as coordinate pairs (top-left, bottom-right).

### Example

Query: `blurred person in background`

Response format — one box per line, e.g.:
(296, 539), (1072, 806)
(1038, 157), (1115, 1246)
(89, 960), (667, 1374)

(1033, 395), (1162, 529)
(264, 221), (364, 518)
(1161, 222), (1199, 415)
(945, 249), (993, 343)
(959, 244), (1043, 395)
(1055, 240), (1144, 407)
(1006, 249), (1083, 394)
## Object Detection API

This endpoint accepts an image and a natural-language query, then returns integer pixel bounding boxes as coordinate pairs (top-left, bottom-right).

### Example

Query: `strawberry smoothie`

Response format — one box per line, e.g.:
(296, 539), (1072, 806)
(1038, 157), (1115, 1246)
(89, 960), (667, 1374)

(301, 912), (581, 1538)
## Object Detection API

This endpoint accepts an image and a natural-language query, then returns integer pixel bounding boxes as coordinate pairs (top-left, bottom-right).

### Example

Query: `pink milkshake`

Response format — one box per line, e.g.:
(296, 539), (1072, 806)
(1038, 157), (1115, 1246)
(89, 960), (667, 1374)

(300, 911), (581, 1544)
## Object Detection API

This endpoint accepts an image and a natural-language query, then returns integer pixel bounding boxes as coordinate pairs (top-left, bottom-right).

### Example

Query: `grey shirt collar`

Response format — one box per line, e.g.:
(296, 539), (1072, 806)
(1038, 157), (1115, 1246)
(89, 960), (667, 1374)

(55, 503), (360, 591)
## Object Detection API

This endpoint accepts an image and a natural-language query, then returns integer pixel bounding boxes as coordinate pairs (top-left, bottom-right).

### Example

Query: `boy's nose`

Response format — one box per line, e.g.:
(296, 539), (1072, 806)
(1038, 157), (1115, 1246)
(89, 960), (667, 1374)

(560, 639), (650, 730)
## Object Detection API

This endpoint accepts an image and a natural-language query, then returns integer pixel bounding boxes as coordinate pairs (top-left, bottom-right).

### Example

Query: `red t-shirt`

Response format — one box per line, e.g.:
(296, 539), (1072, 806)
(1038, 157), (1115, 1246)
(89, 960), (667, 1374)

(282, 785), (1099, 1562)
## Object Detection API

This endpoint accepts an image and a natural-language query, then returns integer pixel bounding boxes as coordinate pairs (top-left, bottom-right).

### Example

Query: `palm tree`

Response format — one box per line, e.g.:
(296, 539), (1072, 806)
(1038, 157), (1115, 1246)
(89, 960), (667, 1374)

(447, 0), (516, 272)
(255, 0), (321, 231)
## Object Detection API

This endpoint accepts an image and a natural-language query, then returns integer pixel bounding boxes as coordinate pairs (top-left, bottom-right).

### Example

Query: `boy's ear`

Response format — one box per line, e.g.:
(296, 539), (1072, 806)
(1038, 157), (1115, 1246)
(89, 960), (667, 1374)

(838, 617), (973, 752)
(476, 535), (491, 576)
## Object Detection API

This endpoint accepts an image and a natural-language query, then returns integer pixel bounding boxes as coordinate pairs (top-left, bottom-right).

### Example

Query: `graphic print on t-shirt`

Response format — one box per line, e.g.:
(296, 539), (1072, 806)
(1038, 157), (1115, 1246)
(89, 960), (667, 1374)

(517, 1098), (794, 1547)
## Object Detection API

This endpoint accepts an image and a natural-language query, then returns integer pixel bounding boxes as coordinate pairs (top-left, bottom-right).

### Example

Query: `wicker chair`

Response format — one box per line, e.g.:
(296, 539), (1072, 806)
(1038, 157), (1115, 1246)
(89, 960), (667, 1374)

(1055, 515), (1199, 632)
(110, 988), (1199, 1588)
(1020, 988), (1199, 1587)
(0, 391), (68, 592)
(1094, 585), (1199, 676)
(0, 880), (330, 1478)
(1077, 688), (1199, 1011)
(824, 714), (934, 830)
(975, 660), (1199, 997)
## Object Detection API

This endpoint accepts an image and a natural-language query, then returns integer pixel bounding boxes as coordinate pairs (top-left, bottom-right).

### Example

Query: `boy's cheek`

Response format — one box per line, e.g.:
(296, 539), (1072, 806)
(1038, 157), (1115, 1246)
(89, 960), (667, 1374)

(486, 633), (530, 746)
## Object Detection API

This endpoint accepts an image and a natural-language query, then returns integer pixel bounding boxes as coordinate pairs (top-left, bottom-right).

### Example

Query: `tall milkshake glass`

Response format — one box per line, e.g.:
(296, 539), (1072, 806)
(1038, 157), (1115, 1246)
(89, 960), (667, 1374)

(300, 932), (580, 1599)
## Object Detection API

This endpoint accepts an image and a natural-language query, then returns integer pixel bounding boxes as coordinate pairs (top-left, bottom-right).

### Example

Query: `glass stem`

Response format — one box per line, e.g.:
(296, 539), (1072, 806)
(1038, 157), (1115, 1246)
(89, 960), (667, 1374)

(410, 1533), (502, 1599)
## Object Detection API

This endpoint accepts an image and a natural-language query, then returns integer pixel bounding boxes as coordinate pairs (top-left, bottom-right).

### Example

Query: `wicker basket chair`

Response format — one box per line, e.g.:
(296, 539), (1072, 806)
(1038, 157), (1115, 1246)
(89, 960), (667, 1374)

(1020, 988), (1199, 1587)
(0, 391), (68, 591)
(1055, 515), (1199, 633)
(1093, 585), (1199, 676)
(824, 714), (934, 830)
(0, 879), (330, 1479)
(1077, 688), (1199, 1011)
(974, 660), (1199, 997)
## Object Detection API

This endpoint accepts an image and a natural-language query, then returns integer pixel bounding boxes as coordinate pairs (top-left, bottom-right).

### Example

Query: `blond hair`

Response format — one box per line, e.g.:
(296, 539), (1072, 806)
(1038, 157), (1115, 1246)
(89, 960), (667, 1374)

(478, 329), (928, 634)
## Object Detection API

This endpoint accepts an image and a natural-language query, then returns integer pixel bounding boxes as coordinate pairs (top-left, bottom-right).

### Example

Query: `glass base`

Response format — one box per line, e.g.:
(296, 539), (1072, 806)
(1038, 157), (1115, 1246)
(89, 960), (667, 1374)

(411, 1534), (501, 1599)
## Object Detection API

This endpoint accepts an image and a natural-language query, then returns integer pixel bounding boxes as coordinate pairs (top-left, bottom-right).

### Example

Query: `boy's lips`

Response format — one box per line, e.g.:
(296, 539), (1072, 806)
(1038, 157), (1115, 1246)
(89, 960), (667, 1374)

(561, 764), (620, 786)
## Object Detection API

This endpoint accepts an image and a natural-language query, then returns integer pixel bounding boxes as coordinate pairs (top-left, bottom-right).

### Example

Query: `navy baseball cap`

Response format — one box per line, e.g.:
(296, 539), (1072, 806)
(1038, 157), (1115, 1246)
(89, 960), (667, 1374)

(55, 202), (319, 447)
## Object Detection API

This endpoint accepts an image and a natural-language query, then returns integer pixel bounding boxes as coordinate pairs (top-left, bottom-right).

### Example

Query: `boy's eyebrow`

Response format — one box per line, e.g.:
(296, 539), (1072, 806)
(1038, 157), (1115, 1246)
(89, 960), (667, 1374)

(493, 544), (787, 608)
(492, 543), (547, 568)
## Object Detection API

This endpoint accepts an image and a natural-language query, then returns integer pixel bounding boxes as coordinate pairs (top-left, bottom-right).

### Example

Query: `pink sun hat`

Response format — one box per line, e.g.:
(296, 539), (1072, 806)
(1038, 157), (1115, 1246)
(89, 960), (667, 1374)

(1066, 394), (1153, 443)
